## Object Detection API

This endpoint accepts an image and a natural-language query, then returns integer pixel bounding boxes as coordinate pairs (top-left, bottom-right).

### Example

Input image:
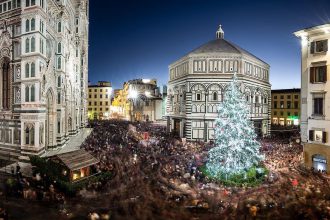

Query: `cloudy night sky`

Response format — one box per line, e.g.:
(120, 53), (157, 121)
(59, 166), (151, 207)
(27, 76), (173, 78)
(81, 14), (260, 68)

(88, 0), (330, 90)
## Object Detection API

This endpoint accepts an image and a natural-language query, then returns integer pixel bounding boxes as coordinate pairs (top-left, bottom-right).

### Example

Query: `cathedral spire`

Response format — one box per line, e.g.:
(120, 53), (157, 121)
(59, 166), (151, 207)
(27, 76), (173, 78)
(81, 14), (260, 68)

(216, 24), (224, 39)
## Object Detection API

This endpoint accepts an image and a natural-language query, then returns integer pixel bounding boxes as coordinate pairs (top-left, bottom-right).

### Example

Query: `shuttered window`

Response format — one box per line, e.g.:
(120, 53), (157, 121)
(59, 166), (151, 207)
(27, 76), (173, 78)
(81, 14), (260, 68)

(310, 66), (327, 83)
(310, 40), (328, 54)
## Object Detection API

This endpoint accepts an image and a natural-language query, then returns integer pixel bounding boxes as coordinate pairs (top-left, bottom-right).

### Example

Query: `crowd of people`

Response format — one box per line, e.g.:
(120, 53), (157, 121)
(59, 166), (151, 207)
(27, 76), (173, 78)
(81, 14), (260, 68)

(2, 120), (330, 219)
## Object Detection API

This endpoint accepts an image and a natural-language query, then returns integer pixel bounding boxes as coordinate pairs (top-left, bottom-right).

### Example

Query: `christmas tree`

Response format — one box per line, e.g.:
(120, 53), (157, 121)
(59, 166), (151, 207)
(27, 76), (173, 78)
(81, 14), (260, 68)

(206, 73), (264, 179)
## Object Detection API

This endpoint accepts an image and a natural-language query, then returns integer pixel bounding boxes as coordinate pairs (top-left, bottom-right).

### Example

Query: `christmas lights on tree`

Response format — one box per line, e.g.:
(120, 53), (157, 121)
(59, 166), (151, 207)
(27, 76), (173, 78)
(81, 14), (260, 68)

(206, 73), (264, 179)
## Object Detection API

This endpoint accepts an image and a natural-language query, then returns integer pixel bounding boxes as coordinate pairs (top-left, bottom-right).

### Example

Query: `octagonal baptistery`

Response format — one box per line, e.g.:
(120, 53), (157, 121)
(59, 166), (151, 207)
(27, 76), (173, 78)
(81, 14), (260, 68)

(166, 25), (271, 141)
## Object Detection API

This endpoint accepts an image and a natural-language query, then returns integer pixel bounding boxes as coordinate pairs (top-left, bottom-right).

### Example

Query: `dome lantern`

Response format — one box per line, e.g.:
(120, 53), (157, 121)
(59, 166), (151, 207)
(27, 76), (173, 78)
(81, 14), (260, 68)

(216, 24), (224, 39)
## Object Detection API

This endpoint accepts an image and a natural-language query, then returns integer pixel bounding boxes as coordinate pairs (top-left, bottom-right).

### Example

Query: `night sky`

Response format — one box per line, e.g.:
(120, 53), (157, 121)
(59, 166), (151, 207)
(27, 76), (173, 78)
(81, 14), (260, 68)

(88, 0), (330, 90)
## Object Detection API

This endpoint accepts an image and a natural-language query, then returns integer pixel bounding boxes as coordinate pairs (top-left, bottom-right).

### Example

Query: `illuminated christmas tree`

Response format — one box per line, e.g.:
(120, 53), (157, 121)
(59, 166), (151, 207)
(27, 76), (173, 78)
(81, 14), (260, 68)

(206, 73), (264, 179)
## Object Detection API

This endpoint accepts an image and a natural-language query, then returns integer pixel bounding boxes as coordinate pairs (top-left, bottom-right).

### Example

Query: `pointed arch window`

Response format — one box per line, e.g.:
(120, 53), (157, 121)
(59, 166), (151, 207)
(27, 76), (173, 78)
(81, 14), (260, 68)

(31, 18), (35, 31)
(25, 38), (30, 53)
(212, 92), (218, 101)
(25, 19), (30, 32)
(57, 22), (62, 32)
(25, 63), (30, 77)
(57, 42), (62, 53)
(30, 126), (35, 145)
(31, 62), (35, 77)
(2, 60), (10, 109)
(25, 86), (30, 102)
(31, 37), (35, 52)
(25, 127), (30, 145)
(30, 85), (35, 101)
(57, 56), (61, 69)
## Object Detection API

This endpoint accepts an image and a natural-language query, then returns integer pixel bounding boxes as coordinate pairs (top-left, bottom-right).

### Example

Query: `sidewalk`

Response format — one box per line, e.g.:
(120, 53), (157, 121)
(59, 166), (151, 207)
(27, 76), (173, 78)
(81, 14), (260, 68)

(42, 128), (92, 158)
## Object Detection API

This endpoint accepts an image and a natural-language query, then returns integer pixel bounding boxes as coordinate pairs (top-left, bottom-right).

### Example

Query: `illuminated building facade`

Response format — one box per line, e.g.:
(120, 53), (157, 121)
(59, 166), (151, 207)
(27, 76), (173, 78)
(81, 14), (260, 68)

(87, 81), (112, 120)
(271, 89), (300, 126)
(295, 23), (330, 172)
(126, 79), (163, 122)
(0, 0), (89, 160)
(167, 25), (271, 141)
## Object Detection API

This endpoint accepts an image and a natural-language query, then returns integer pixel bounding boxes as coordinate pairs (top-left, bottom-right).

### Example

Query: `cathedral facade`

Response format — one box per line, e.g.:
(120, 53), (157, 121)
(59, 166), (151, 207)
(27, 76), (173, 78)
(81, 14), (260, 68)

(0, 0), (89, 160)
(167, 26), (271, 141)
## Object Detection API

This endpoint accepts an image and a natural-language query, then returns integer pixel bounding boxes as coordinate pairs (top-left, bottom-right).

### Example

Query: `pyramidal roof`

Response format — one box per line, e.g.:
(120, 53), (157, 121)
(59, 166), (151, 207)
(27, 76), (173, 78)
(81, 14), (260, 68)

(185, 25), (268, 66)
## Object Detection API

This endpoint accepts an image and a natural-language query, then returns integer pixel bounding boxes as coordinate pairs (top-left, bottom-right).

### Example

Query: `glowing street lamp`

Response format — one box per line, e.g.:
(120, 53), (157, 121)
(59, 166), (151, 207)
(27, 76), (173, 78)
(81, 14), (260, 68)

(128, 89), (138, 99)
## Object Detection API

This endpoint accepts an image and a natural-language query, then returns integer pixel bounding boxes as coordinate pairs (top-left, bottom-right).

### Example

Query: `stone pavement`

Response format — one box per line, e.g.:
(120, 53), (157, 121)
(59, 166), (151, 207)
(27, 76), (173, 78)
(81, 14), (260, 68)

(42, 128), (93, 157)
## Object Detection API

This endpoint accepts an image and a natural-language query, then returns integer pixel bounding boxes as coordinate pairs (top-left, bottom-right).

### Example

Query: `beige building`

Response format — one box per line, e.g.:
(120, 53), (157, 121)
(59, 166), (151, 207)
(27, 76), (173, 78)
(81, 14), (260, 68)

(88, 81), (112, 120)
(271, 89), (300, 126)
(0, 0), (89, 161)
(295, 23), (330, 172)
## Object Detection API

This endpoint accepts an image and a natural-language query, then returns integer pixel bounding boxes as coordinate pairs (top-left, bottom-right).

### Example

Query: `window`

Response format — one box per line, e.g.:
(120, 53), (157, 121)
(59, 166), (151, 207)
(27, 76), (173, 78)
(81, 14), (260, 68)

(288, 112), (291, 116)
(94, 94), (97, 98)
(280, 95), (284, 99)
(274, 111), (277, 116)
(274, 95), (277, 99)
(105, 101), (108, 105)
(25, 19), (30, 32)
(280, 101), (284, 108)
(2, 60), (10, 109)
(25, 63), (29, 77)
(31, 62), (35, 77)
(30, 85), (35, 101)
(57, 92), (61, 104)
(100, 108), (102, 111)
(31, 18), (35, 31)
(8, 2), (11, 10)
(57, 121), (60, 133)
(100, 94), (103, 98)
(294, 101), (298, 109)
(100, 89), (103, 92)
(264, 98), (267, 104)
(294, 95), (299, 99)
(57, 57), (61, 69)
(57, 21), (61, 32)
(25, 38), (30, 53)
(89, 95), (91, 98)
(310, 66), (327, 83)
(31, 0), (35, 5)
(26, 0), (30, 7)
(57, 42), (61, 53)
(94, 89), (97, 92)
(309, 130), (327, 143)
(31, 37), (35, 52)
(89, 101), (91, 105)
(196, 93), (201, 101)
(100, 102), (102, 106)
(287, 101), (291, 109)
(105, 94), (108, 99)
(311, 40), (328, 53)
(274, 102), (277, 109)
(94, 101), (97, 105)
(280, 112), (283, 116)
(212, 92), (217, 101)
(57, 76), (61, 87)
(25, 86), (30, 102)
(287, 95), (291, 99)
(313, 96), (324, 116)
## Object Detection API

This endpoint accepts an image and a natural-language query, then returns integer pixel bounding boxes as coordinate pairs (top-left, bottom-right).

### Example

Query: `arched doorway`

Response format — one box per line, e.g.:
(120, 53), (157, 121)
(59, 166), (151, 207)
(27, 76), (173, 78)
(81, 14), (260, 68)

(45, 90), (55, 149)
(312, 154), (327, 172)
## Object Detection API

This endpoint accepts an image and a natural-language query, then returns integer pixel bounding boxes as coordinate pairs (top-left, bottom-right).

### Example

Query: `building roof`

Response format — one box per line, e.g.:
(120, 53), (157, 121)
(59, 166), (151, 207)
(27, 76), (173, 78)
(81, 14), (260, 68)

(186, 38), (268, 65)
(53, 149), (99, 171)
(271, 88), (301, 94)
